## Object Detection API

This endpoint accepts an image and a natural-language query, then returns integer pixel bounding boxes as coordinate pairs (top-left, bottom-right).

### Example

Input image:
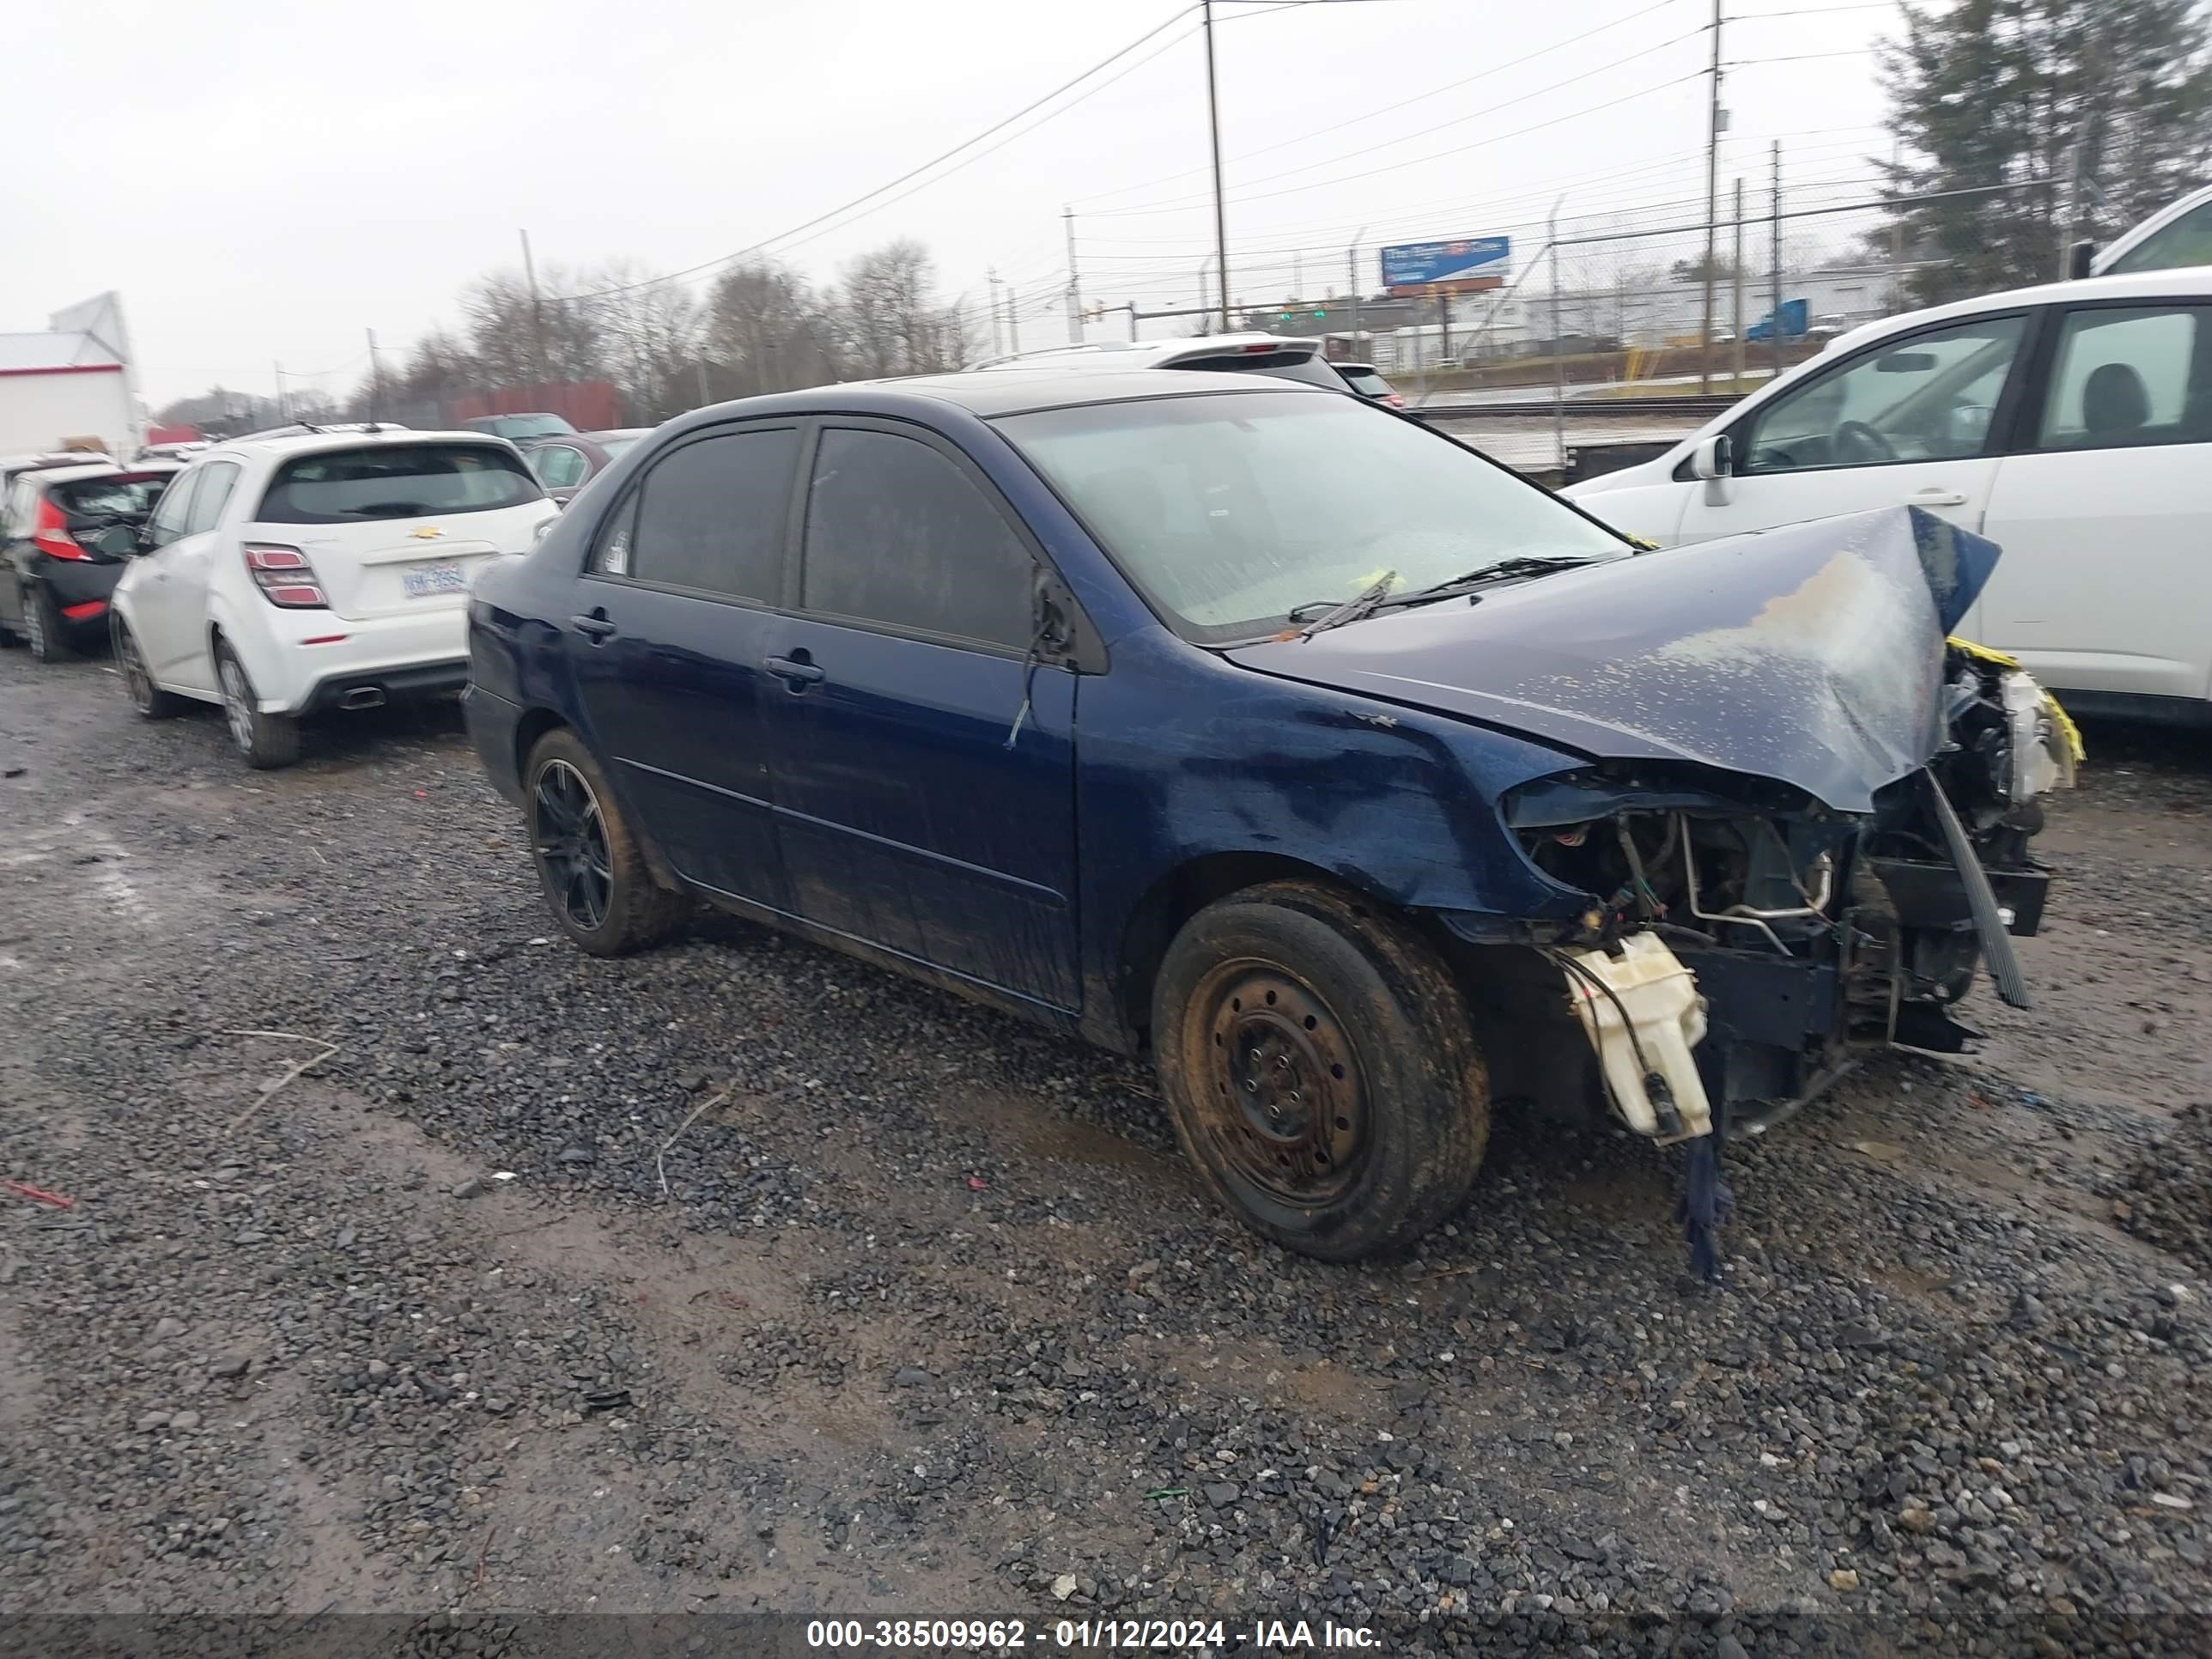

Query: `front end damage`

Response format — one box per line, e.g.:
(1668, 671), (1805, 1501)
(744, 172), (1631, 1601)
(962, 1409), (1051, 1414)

(1231, 506), (2078, 1275)
(1502, 632), (2075, 1129)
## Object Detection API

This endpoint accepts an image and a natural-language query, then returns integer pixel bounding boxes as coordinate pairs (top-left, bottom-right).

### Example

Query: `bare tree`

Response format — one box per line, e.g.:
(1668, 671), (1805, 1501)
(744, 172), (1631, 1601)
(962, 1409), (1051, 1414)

(707, 260), (842, 395)
(834, 240), (965, 376)
(586, 261), (705, 421)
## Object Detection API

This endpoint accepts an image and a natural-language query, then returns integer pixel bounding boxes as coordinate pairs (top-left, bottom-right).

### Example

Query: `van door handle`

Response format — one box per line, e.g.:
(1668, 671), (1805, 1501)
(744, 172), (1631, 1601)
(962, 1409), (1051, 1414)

(569, 613), (617, 642)
(765, 653), (824, 689)
(1910, 488), (1969, 507)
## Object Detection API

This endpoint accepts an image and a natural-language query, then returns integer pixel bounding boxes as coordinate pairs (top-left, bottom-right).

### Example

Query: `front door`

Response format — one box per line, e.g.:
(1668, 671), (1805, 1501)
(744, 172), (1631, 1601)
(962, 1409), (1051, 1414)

(567, 423), (800, 912)
(1676, 310), (2033, 545)
(768, 422), (1080, 1011)
(1973, 299), (2212, 702)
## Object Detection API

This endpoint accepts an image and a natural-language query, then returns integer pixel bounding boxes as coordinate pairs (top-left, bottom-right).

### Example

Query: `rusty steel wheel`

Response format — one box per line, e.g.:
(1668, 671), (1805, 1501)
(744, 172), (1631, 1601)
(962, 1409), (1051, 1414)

(1152, 878), (1491, 1261)
(1194, 963), (1367, 1205)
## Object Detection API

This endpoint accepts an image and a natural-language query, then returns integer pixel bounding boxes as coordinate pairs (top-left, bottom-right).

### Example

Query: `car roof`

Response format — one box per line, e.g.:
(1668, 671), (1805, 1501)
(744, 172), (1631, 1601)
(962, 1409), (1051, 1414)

(970, 333), (1324, 373)
(194, 428), (520, 465)
(1820, 264), (2212, 357)
(787, 367), (1328, 420)
(33, 461), (180, 486)
(2, 451), (112, 469)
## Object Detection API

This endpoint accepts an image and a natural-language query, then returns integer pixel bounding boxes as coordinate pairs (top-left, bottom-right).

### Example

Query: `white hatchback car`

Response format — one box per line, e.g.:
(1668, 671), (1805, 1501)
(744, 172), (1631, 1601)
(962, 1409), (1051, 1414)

(1562, 266), (2212, 724)
(111, 428), (556, 767)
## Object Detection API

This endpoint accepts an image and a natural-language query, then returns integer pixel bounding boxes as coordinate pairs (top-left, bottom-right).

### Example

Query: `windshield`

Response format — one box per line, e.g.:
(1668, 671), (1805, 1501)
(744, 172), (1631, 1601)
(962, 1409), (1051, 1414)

(1338, 366), (1394, 397)
(598, 434), (643, 460)
(999, 390), (1623, 641)
(478, 414), (574, 438)
(258, 443), (544, 523)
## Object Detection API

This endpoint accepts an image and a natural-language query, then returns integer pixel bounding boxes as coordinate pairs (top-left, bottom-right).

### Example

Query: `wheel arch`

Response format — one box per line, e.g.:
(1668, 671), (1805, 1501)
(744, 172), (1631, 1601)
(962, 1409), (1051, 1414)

(1115, 852), (1406, 1045)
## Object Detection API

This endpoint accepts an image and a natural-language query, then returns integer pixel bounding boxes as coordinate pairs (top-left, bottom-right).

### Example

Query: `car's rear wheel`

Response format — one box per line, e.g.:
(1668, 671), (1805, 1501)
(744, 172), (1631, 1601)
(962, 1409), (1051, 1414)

(22, 584), (73, 663)
(525, 727), (685, 956)
(215, 642), (301, 769)
(113, 618), (183, 718)
(1152, 879), (1490, 1261)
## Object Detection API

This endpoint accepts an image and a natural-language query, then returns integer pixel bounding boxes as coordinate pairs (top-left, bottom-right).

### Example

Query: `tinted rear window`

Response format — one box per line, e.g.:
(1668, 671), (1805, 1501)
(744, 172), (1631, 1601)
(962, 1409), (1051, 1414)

(52, 474), (172, 522)
(1338, 367), (1394, 397)
(258, 444), (543, 523)
(1171, 349), (1343, 389)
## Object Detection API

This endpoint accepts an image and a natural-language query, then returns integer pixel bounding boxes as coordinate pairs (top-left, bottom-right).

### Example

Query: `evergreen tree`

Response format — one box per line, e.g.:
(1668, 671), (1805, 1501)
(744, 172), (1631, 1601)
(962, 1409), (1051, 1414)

(1876, 0), (2212, 304)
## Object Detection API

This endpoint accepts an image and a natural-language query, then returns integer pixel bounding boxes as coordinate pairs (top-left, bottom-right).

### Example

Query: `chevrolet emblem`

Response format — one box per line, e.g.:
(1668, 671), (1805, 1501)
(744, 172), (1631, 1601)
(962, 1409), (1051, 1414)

(410, 526), (442, 540)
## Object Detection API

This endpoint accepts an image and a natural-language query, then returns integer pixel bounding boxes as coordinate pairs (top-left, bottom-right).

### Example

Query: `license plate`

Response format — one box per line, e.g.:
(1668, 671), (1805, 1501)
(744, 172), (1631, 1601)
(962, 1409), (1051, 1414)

(402, 560), (468, 599)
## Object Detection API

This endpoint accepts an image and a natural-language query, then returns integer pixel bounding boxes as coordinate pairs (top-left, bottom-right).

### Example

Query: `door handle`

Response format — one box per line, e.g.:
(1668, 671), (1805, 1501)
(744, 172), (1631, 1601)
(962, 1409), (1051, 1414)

(765, 653), (824, 689)
(569, 612), (617, 642)
(1909, 489), (1970, 507)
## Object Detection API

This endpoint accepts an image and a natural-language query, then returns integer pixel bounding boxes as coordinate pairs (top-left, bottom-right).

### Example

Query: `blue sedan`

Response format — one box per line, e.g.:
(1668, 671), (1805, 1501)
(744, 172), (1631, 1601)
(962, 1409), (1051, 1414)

(464, 369), (2068, 1264)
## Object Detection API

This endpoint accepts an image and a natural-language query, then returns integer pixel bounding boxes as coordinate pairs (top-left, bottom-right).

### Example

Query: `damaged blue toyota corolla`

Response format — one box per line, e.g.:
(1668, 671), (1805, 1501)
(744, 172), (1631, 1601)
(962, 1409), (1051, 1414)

(463, 370), (2075, 1269)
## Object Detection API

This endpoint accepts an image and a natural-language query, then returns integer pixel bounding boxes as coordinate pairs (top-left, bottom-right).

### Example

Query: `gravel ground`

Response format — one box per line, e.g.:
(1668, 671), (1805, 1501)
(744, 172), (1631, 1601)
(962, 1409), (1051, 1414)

(1, 650), (2207, 1657)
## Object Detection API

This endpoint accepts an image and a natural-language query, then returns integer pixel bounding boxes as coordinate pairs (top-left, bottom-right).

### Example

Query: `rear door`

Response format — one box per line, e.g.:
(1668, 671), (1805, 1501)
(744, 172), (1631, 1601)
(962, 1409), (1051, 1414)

(767, 420), (1079, 1010)
(1675, 309), (2035, 544)
(1972, 298), (2212, 702)
(248, 441), (547, 620)
(567, 422), (799, 911)
(129, 465), (210, 682)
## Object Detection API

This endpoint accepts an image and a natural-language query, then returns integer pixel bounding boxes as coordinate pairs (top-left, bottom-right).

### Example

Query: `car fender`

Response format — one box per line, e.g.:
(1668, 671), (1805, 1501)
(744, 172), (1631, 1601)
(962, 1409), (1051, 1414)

(204, 588), (290, 711)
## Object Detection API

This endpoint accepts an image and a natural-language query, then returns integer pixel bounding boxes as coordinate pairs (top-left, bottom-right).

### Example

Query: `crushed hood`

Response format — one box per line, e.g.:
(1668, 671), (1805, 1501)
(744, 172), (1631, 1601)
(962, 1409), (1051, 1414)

(1225, 506), (1999, 816)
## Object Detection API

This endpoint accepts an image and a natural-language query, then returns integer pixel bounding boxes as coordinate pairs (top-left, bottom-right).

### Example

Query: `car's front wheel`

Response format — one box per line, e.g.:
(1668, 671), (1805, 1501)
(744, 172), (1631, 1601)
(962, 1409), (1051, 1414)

(215, 641), (301, 769)
(1152, 879), (1491, 1261)
(525, 727), (686, 956)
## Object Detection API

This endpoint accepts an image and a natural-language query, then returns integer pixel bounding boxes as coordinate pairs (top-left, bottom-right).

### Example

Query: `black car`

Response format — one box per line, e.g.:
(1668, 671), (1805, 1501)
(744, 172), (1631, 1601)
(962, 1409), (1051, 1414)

(0, 462), (180, 661)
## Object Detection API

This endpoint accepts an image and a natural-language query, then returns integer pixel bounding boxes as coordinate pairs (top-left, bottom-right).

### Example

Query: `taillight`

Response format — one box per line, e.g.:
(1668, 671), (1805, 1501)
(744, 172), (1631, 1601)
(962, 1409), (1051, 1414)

(244, 543), (328, 609)
(31, 499), (86, 561)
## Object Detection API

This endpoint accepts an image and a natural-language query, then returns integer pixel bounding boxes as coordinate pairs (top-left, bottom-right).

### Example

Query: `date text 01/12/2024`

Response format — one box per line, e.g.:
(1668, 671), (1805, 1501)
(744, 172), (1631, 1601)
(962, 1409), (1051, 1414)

(803, 1618), (1378, 1650)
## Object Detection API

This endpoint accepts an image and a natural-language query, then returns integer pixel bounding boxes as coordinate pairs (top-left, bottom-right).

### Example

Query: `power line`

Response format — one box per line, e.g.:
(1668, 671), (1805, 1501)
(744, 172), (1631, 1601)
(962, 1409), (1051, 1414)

(550, 4), (1200, 302)
(1074, 0), (1691, 206)
(1088, 24), (1710, 217)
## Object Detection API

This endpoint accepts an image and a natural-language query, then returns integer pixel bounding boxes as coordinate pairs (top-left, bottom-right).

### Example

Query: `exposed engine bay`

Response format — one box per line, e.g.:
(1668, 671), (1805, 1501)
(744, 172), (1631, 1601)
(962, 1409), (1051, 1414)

(1504, 641), (2078, 1140)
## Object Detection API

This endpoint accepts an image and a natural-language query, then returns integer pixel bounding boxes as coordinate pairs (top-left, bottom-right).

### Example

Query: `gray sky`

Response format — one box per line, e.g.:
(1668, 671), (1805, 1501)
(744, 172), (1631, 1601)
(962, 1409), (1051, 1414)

(8, 0), (1901, 405)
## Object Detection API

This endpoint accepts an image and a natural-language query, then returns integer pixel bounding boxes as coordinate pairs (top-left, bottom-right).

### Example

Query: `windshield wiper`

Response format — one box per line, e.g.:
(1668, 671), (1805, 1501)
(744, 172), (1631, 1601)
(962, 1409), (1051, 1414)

(1382, 555), (1606, 611)
(1286, 570), (1397, 640)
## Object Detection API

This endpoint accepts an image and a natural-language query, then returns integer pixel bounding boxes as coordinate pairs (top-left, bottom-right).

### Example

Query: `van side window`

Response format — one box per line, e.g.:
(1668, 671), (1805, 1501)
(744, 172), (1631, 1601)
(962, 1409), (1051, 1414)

(1737, 315), (2027, 473)
(2035, 306), (2212, 451)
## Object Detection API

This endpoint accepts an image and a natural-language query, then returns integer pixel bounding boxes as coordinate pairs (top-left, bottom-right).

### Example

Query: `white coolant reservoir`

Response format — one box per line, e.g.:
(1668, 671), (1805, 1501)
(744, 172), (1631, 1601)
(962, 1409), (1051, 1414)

(1563, 933), (1715, 1144)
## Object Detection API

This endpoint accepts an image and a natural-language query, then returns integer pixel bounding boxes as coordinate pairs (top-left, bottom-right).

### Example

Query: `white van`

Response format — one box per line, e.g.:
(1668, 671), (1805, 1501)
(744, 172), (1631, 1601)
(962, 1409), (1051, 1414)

(1561, 267), (2212, 724)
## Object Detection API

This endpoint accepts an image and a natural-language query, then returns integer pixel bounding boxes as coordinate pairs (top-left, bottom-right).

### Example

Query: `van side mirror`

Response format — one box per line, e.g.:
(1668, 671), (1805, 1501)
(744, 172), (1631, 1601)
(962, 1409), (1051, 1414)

(1690, 433), (1733, 481)
(2067, 240), (2095, 281)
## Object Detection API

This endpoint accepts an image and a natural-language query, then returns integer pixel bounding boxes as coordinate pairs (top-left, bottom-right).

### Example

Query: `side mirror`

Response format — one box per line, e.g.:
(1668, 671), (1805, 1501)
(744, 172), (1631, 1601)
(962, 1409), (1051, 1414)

(1690, 433), (1734, 481)
(2067, 240), (2095, 281)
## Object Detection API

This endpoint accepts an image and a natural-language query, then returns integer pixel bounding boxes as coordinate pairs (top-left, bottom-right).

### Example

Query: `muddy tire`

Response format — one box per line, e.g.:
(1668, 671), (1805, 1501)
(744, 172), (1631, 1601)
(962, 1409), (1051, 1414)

(216, 642), (301, 769)
(1152, 878), (1490, 1261)
(113, 618), (184, 718)
(524, 727), (686, 957)
(23, 583), (73, 663)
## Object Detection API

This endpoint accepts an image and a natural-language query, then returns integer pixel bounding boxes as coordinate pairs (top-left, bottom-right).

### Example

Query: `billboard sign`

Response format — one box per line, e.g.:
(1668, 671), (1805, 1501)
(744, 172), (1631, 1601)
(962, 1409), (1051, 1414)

(1380, 236), (1510, 296)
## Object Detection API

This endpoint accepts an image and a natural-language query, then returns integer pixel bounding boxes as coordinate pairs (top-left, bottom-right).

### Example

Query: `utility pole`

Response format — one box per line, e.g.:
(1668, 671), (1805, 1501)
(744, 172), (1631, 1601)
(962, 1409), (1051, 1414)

(2057, 142), (2083, 279)
(1202, 0), (1231, 330)
(1698, 0), (1723, 394)
(1730, 179), (1746, 390)
(520, 228), (548, 390)
(1065, 208), (1084, 344)
(1548, 200), (1566, 477)
(1197, 266), (1210, 327)
(1769, 141), (1784, 380)
(987, 269), (1006, 359)
(366, 328), (382, 422)
(1006, 287), (1022, 356)
(1348, 225), (1366, 355)
(696, 358), (711, 410)
(273, 362), (286, 423)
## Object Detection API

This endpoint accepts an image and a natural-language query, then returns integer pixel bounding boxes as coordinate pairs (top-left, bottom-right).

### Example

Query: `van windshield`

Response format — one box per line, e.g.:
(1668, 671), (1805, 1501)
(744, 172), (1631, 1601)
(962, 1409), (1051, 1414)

(999, 390), (1624, 642)
(258, 444), (544, 523)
